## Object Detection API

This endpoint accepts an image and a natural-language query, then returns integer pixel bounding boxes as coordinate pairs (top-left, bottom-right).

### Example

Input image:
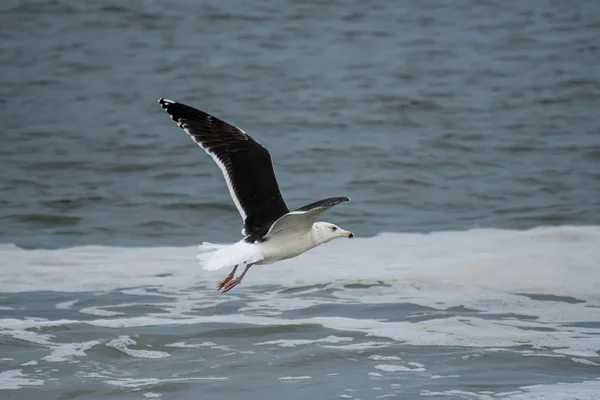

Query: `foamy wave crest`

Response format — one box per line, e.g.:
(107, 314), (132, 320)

(2, 226), (599, 297)
(1, 226), (599, 366)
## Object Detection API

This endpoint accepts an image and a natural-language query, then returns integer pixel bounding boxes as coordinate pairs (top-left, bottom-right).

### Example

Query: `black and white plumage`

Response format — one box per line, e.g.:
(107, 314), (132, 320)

(158, 98), (354, 292)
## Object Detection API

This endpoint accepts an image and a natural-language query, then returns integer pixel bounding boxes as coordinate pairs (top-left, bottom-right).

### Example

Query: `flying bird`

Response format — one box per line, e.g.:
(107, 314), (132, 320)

(158, 98), (354, 293)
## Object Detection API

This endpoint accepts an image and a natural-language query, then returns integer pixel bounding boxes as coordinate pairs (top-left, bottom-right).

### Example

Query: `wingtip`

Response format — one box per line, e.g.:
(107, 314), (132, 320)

(158, 98), (174, 108)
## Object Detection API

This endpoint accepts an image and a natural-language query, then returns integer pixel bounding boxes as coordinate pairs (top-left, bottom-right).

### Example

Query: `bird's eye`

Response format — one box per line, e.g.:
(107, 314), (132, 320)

(331, 227), (337, 231)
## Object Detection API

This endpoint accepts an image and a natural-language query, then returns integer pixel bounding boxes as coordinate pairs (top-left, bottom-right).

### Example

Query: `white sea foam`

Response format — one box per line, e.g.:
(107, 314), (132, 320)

(0, 370), (44, 390)
(2, 327), (54, 346)
(278, 376), (312, 380)
(375, 364), (426, 372)
(570, 358), (600, 367)
(102, 376), (228, 388)
(1, 226), (599, 363)
(106, 336), (170, 359)
(55, 300), (78, 309)
(21, 360), (37, 366)
(42, 340), (101, 363)
(502, 380), (600, 399)
(322, 342), (393, 351)
(430, 374), (460, 379)
(164, 341), (215, 349)
(2, 227), (598, 298)
(255, 335), (353, 348)
(408, 362), (425, 368)
(0, 244), (199, 293)
(421, 379), (600, 399)
(79, 306), (123, 317)
(368, 355), (402, 361)
(2, 313), (598, 359)
(103, 378), (159, 388)
(420, 389), (493, 398)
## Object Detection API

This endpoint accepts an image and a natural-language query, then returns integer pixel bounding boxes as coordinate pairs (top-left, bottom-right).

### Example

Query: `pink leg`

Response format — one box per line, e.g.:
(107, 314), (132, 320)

(217, 265), (238, 291)
(221, 263), (253, 294)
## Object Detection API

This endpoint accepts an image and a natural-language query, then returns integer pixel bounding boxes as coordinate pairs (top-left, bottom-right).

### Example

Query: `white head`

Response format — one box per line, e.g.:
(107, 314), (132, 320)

(313, 222), (354, 244)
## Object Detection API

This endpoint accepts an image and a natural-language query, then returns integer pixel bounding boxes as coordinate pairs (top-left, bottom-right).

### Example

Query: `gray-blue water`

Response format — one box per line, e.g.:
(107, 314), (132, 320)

(1, 0), (600, 399)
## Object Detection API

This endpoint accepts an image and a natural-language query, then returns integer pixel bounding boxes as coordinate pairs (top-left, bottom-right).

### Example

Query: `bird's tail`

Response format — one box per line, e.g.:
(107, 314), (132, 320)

(197, 241), (264, 271)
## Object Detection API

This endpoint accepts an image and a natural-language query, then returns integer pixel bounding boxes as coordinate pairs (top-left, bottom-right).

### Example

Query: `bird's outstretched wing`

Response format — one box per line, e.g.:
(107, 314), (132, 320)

(263, 196), (350, 239)
(158, 98), (290, 239)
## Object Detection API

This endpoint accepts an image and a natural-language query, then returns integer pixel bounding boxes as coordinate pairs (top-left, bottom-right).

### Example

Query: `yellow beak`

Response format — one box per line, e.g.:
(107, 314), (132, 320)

(341, 231), (354, 238)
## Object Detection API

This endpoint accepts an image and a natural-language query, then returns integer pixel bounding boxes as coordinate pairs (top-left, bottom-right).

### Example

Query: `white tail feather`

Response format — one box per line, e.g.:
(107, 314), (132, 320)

(197, 240), (264, 271)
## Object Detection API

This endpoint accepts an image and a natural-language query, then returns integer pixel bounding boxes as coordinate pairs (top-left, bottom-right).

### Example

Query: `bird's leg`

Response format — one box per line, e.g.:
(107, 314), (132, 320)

(221, 263), (253, 294)
(217, 264), (238, 291)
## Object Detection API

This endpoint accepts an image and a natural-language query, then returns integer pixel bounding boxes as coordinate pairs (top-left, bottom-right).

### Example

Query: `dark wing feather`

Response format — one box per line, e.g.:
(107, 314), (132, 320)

(158, 98), (289, 239)
(294, 196), (350, 212)
(262, 196), (351, 239)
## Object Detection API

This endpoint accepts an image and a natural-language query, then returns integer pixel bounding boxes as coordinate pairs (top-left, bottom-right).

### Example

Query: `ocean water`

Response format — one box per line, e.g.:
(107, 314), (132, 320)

(2, 228), (600, 399)
(1, 0), (600, 399)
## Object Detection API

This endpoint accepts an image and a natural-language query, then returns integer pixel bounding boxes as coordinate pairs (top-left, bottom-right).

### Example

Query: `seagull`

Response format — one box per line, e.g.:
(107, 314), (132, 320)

(158, 98), (354, 293)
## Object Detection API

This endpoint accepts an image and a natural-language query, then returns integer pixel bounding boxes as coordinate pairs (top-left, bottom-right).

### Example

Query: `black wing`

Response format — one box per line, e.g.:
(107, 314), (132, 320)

(158, 98), (290, 238)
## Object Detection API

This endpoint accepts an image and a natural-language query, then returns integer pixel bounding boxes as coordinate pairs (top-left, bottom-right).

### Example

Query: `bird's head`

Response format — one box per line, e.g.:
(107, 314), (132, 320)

(313, 222), (354, 244)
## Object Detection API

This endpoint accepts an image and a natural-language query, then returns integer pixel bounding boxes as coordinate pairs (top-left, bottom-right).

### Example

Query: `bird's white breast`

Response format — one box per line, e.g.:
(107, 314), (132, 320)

(257, 228), (317, 264)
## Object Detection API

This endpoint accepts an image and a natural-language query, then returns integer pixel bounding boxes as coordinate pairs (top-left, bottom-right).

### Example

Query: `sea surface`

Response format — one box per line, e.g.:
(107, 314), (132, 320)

(1, 0), (600, 399)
